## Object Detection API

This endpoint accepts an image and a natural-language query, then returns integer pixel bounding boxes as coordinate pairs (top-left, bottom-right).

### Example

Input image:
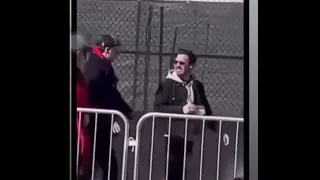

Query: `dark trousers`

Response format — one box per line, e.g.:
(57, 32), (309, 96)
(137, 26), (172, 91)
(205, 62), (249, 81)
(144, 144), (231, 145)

(88, 116), (118, 180)
(165, 136), (193, 180)
(95, 142), (118, 180)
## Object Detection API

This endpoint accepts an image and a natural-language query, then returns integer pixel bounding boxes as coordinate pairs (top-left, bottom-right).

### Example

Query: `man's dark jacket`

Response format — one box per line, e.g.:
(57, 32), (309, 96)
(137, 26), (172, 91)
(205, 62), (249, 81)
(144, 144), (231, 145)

(83, 47), (128, 180)
(153, 70), (217, 139)
(84, 47), (132, 117)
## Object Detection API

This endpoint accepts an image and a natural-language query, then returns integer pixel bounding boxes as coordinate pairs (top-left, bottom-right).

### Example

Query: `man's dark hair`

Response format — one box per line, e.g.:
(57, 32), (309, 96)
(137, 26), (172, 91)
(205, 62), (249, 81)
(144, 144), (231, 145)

(177, 49), (197, 65)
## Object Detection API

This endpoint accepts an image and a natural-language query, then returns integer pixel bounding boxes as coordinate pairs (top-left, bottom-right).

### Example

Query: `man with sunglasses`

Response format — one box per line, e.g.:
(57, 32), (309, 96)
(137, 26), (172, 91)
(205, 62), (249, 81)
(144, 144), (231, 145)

(84, 34), (132, 180)
(153, 49), (217, 180)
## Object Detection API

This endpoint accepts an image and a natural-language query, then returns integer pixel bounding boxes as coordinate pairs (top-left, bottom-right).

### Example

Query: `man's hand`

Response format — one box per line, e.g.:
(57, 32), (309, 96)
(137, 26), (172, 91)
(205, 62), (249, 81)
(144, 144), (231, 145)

(112, 121), (121, 134)
(183, 104), (198, 114)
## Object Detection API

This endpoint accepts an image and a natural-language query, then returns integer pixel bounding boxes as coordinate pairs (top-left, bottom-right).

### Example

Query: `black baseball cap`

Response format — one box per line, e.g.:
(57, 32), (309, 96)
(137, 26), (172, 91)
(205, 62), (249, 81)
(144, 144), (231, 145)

(95, 34), (122, 48)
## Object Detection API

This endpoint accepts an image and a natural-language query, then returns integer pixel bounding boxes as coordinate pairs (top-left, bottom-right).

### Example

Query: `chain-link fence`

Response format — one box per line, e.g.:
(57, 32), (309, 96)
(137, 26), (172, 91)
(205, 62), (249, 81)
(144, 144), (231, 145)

(77, 0), (243, 117)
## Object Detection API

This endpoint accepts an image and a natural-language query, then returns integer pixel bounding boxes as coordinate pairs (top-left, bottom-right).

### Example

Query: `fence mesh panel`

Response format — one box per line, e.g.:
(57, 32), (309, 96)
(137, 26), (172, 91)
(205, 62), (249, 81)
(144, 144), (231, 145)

(77, 0), (243, 117)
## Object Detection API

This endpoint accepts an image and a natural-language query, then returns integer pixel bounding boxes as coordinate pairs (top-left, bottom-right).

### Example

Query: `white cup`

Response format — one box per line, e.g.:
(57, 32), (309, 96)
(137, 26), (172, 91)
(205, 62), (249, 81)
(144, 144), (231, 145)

(196, 105), (206, 115)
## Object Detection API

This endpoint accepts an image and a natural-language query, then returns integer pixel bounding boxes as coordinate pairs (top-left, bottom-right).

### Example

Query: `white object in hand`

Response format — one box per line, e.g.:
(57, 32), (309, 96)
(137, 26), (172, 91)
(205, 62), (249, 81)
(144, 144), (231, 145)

(195, 105), (206, 115)
(183, 104), (198, 114)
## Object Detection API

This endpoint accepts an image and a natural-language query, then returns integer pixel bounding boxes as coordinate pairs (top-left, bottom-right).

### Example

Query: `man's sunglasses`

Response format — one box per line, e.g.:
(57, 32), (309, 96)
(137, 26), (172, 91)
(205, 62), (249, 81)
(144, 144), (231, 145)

(174, 60), (186, 65)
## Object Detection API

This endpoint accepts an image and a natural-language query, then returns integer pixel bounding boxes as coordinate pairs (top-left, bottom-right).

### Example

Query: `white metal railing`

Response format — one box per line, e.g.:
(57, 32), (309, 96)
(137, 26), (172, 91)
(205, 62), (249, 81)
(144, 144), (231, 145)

(132, 112), (244, 180)
(77, 108), (130, 180)
(75, 109), (244, 180)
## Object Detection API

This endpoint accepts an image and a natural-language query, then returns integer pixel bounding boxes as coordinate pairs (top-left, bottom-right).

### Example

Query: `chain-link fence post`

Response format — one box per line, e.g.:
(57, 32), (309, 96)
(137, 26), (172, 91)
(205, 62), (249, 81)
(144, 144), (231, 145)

(143, 5), (154, 112)
(132, 0), (141, 109)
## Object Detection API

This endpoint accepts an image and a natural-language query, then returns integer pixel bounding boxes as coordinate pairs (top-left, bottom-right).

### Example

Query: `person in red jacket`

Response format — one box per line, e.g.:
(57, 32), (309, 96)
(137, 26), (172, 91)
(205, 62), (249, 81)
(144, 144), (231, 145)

(76, 46), (92, 180)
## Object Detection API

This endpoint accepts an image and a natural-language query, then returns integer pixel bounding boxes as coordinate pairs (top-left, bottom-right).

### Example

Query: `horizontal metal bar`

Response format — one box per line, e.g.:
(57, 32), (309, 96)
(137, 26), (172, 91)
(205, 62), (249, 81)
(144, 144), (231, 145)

(121, 50), (243, 60)
(77, 108), (127, 118)
(140, 112), (244, 122)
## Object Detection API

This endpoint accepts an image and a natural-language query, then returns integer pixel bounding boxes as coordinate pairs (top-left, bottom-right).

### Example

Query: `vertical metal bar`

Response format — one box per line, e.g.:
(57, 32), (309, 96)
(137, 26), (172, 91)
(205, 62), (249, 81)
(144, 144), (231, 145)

(193, 8), (197, 45)
(107, 114), (115, 180)
(158, 6), (164, 82)
(182, 118), (188, 180)
(148, 116), (156, 180)
(169, 27), (178, 69)
(216, 121), (222, 180)
(204, 24), (210, 54)
(200, 24), (210, 80)
(199, 119), (206, 180)
(121, 114), (130, 180)
(165, 117), (172, 180)
(233, 122), (240, 178)
(76, 111), (82, 176)
(132, 0), (141, 109)
(133, 117), (145, 180)
(91, 113), (98, 180)
(133, 135), (140, 180)
(143, 5), (153, 112)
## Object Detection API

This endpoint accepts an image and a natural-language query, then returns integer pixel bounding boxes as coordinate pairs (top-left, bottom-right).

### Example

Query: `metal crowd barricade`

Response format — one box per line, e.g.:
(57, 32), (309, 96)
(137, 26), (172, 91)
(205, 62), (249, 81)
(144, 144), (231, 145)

(77, 108), (130, 180)
(132, 112), (244, 180)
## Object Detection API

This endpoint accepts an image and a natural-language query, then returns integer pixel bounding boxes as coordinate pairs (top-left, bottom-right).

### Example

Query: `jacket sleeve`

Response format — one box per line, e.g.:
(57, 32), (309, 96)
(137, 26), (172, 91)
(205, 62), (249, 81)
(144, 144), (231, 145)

(199, 82), (218, 132)
(153, 81), (184, 114)
(114, 90), (133, 116)
(85, 60), (132, 116)
(198, 82), (212, 116)
(83, 61), (106, 108)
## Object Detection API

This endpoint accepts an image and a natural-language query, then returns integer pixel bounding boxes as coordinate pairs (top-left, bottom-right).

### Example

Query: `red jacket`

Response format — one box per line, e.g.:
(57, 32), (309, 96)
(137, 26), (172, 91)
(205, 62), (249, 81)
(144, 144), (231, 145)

(77, 68), (91, 175)
(77, 73), (90, 108)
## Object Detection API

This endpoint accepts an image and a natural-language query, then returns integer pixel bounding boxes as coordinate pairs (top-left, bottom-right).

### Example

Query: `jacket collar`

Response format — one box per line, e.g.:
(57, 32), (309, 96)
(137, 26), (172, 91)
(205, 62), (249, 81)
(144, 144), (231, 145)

(92, 47), (106, 60)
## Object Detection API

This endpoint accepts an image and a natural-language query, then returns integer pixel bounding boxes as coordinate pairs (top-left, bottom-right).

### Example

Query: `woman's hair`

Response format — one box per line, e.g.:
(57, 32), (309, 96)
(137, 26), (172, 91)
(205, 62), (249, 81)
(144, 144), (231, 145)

(76, 46), (92, 72)
(77, 46), (92, 60)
